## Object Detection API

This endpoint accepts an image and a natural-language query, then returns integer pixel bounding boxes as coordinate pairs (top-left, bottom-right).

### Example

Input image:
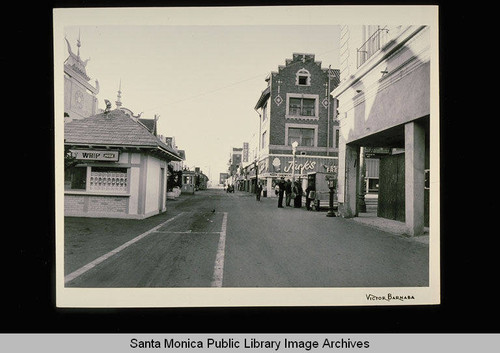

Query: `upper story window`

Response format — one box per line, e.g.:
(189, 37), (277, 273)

(289, 97), (315, 117)
(262, 103), (268, 121)
(286, 93), (319, 119)
(296, 68), (311, 86)
(288, 127), (315, 147)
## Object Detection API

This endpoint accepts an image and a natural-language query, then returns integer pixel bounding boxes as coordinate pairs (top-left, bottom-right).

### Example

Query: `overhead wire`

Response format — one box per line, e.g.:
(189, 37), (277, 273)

(139, 48), (339, 115)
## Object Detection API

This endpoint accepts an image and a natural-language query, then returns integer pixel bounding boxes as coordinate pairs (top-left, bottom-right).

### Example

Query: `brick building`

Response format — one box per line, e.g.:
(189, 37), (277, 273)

(251, 53), (341, 197)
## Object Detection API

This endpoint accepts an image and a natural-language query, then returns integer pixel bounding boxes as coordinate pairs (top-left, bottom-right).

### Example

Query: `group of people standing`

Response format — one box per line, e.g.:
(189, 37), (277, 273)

(254, 177), (315, 210)
(276, 177), (303, 208)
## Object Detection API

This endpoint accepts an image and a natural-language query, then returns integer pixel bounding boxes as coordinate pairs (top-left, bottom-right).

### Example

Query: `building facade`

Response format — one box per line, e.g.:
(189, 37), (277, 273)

(332, 25), (431, 235)
(228, 147), (243, 187)
(252, 53), (341, 196)
(194, 167), (209, 191)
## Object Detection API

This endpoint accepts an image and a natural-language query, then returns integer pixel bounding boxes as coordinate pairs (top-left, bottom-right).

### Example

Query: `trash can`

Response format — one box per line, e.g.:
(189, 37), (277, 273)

(263, 189), (267, 197)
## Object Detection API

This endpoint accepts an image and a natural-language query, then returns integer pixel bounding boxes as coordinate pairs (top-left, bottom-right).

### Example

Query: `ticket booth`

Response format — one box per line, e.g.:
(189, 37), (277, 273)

(182, 170), (195, 194)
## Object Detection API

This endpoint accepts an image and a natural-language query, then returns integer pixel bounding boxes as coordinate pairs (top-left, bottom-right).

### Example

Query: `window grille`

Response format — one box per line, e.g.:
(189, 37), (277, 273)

(89, 167), (128, 192)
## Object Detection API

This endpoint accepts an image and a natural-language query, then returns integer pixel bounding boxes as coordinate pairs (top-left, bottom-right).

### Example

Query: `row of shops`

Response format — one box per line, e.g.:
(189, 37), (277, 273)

(236, 154), (380, 196)
(237, 154), (338, 197)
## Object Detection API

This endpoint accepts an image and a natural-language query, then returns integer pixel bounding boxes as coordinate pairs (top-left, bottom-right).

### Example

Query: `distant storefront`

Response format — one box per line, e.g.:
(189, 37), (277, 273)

(247, 154), (338, 196)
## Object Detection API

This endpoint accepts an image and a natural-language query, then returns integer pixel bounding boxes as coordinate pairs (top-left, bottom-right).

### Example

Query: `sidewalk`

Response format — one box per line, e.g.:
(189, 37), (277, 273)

(255, 191), (430, 245)
(353, 214), (430, 245)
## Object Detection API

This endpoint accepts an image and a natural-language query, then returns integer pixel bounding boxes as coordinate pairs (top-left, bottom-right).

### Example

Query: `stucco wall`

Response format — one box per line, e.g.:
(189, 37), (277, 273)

(334, 26), (430, 206)
(143, 155), (167, 216)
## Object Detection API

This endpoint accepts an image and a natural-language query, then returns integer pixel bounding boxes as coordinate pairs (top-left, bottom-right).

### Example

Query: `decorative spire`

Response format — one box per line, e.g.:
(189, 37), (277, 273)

(77, 29), (81, 57)
(64, 32), (91, 81)
(115, 79), (122, 107)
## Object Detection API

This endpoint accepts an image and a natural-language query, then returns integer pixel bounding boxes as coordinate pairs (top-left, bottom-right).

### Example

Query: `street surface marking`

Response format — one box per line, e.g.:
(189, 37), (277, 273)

(64, 212), (184, 284)
(211, 212), (228, 287)
(155, 231), (221, 234)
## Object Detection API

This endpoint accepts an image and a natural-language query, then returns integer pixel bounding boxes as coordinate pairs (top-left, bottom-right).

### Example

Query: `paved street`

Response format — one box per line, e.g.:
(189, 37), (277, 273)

(64, 188), (428, 288)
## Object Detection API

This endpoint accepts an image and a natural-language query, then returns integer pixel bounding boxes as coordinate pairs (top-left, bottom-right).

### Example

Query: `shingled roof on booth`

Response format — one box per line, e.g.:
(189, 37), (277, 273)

(64, 109), (182, 161)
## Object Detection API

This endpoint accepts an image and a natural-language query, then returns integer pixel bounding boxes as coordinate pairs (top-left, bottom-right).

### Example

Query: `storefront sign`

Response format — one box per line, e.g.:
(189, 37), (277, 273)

(283, 159), (317, 173)
(251, 155), (338, 179)
(71, 149), (120, 162)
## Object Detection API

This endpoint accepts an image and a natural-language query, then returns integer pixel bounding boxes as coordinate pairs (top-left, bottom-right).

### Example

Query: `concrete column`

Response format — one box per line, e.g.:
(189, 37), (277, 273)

(357, 146), (367, 213)
(340, 144), (359, 218)
(267, 177), (273, 197)
(405, 121), (425, 236)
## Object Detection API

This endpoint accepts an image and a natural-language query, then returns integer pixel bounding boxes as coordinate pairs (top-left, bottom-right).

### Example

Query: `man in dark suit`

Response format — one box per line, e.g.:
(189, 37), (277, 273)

(277, 177), (286, 208)
(285, 179), (292, 207)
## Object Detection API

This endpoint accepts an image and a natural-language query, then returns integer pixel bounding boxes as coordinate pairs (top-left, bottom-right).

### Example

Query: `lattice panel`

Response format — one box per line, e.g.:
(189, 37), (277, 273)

(89, 171), (128, 192)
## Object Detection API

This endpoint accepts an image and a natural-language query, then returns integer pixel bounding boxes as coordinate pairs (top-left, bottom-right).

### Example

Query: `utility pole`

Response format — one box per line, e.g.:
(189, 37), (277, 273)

(326, 65), (333, 157)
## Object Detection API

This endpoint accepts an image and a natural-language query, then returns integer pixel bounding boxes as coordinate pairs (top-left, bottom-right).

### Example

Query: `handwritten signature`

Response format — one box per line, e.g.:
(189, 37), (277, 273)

(366, 293), (415, 302)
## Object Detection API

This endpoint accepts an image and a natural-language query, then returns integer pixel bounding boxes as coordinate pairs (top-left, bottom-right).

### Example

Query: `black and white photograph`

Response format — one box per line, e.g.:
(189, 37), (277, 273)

(54, 6), (440, 307)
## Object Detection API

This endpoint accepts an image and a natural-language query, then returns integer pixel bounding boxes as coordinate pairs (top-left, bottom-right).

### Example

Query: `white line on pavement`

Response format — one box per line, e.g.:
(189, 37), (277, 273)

(64, 212), (184, 284)
(211, 212), (228, 287)
(155, 231), (221, 234)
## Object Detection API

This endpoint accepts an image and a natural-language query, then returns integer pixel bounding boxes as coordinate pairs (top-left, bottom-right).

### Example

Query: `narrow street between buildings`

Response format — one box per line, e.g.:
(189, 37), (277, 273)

(64, 188), (428, 288)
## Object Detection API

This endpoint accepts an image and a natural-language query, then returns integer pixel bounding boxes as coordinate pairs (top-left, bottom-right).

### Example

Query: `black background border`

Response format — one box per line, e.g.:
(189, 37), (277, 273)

(5, 0), (490, 334)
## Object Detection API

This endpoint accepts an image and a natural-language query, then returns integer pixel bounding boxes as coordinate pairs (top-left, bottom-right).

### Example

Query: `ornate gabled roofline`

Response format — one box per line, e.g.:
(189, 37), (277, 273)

(64, 37), (91, 81)
(64, 33), (99, 94)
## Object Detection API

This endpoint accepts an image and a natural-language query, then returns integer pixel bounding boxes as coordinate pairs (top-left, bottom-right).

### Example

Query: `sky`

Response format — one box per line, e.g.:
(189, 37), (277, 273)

(57, 6), (432, 183)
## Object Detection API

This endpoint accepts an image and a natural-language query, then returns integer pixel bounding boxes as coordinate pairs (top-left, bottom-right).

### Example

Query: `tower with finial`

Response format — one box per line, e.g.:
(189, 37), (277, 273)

(64, 30), (100, 122)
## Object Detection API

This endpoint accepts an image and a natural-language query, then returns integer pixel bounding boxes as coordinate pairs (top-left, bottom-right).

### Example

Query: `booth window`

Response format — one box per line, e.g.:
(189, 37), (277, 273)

(65, 166), (86, 190)
(89, 166), (128, 193)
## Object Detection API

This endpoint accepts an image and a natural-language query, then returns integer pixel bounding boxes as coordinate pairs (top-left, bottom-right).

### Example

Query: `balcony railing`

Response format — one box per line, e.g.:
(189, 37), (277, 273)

(357, 26), (389, 68)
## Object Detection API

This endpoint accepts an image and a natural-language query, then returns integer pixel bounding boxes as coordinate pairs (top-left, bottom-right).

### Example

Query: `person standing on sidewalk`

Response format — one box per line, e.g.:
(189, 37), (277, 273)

(256, 182), (262, 201)
(305, 184), (314, 210)
(285, 179), (292, 207)
(277, 177), (286, 208)
(293, 180), (303, 208)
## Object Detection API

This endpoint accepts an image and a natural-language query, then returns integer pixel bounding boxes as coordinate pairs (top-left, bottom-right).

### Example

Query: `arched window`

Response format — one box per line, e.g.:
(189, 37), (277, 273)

(296, 68), (311, 86)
